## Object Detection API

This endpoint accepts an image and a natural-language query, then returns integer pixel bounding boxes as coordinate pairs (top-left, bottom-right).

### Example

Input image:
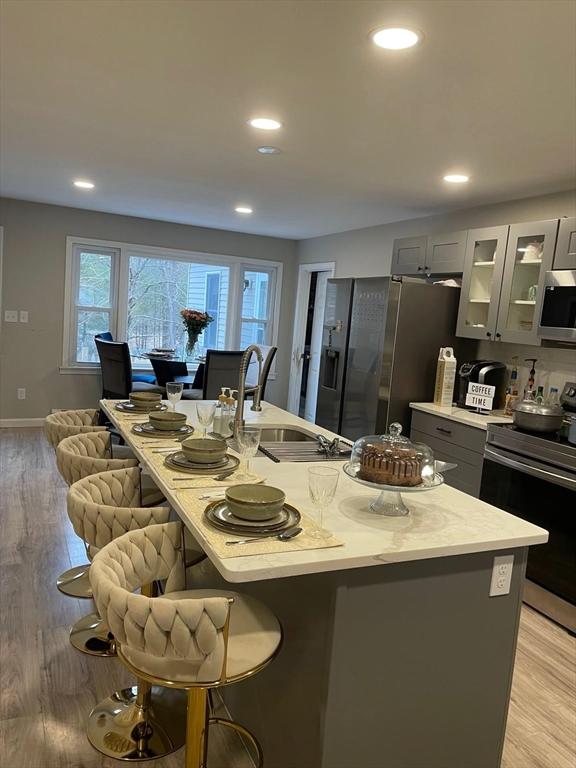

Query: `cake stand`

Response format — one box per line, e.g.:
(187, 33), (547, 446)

(343, 462), (445, 516)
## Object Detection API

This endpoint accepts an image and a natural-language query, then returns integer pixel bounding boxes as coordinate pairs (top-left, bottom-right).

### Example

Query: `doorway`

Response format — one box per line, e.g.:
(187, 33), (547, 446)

(288, 261), (335, 420)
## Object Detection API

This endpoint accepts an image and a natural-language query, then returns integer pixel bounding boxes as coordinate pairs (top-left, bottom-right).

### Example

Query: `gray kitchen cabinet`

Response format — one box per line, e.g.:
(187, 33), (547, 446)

(391, 236), (427, 276)
(495, 219), (559, 345)
(456, 225), (509, 341)
(554, 217), (576, 269)
(391, 232), (467, 276)
(410, 410), (487, 497)
(425, 230), (468, 274)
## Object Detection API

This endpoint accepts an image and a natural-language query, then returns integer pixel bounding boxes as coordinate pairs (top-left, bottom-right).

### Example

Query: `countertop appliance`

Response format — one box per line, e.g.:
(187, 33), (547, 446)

(538, 269), (576, 342)
(456, 360), (507, 409)
(560, 381), (576, 412)
(315, 277), (464, 441)
(480, 423), (576, 632)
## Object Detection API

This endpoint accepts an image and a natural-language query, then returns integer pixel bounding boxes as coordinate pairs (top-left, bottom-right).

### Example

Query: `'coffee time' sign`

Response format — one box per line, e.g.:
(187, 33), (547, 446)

(465, 382), (496, 411)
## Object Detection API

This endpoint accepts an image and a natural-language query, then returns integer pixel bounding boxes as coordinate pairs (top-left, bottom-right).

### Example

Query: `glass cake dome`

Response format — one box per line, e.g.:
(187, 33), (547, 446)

(344, 422), (441, 516)
(348, 422), (435, 487)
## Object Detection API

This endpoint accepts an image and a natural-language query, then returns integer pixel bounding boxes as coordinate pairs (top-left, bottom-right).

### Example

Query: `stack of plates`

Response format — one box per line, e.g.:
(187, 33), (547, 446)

(115, 401), (167, 413)
(204, 500), (301, 536)
(164, 451), (240, 475)
(132, 423), (194, 438)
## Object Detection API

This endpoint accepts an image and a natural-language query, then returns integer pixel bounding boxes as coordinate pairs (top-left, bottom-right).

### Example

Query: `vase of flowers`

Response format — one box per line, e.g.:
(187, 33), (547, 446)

(180, 309), (214, 359)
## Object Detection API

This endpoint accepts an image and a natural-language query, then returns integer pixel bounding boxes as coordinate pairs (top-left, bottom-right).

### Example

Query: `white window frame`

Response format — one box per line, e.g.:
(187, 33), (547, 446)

(203, 270), (222, 349)
(61, 236), (283, 374)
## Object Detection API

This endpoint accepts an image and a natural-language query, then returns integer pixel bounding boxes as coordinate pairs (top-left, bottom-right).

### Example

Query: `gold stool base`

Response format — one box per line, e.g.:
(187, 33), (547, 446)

(57, 564), (92, 598)
(87, 685), (186, 761)
(70, 612), (117, 657)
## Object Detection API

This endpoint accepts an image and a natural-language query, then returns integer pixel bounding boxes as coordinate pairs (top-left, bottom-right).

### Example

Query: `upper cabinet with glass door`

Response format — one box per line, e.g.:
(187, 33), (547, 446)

(495, 219), (559, 345)
(456, 226), (509, 340)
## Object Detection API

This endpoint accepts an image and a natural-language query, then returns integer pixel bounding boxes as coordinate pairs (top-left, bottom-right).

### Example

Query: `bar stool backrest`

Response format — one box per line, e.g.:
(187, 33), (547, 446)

(67, 467), (170, 551)
(56, 431), (138, 486)
(44, 409), (105, 448)
(90, 522), (230, 683)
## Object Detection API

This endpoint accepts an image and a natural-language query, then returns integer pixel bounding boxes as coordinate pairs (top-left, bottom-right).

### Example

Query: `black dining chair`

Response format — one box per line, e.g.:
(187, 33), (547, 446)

(94, 332), (156, 385)
(149, 358), (202, 400)
(202, 350), (244, 399)
(246, 345), (277, 401)
(94, 338), (165, 399)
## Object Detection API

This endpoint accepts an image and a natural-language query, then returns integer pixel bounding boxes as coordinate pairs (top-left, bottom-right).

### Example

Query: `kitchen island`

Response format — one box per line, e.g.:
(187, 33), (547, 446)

(101, 399), (548, 768)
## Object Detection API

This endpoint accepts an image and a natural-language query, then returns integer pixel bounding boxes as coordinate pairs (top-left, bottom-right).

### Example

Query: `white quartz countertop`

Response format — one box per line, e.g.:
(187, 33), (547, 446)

(410, 402), (513, 431)
(102, 400), (546, 582)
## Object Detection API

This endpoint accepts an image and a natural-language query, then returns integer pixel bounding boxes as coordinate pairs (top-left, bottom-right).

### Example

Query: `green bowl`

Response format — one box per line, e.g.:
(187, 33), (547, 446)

(181, 437), (227, 464)
(129, 391), (162, 410)
(149, 411), (187, 431)
(225, 484), (286, 521)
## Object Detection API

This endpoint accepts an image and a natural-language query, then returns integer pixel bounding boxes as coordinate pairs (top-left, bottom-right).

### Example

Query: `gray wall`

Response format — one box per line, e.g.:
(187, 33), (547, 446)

(0, 198), (297, 420)
(298, 190), (576, 277)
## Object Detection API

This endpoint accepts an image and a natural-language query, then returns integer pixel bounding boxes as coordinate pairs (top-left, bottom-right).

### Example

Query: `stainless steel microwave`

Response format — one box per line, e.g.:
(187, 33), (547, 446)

(538, 270), (576, 341)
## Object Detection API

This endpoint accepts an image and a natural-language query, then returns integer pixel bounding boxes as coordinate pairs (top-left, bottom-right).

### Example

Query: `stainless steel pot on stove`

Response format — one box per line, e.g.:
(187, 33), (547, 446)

(512, 400), (565, 433)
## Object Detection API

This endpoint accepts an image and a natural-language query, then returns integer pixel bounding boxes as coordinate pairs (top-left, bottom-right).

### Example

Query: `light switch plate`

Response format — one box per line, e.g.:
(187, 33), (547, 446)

(4, 310), (18, 322)
(489, 554), (514, 597)
(19, 310), (29, 323)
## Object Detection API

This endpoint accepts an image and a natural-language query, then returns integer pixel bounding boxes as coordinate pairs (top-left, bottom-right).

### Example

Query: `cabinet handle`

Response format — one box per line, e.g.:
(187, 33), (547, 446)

(486, 331), (492, 338)
(424, 265), (430, 271)
(436, 426), (452, 435)
(417, 266), (423, 271)
(495, 332), (501, 339)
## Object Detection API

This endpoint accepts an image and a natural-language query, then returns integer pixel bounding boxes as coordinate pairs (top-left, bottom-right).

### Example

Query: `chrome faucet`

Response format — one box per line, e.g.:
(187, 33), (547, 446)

(234, 344), (263, 434)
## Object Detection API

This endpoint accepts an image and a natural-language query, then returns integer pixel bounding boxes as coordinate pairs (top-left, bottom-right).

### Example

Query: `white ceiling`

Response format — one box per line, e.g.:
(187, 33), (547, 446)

(1, 0), (575, 239)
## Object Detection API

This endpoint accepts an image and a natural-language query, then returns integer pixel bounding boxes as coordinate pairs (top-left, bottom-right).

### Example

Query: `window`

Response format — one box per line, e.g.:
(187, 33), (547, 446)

(240, 267), (275, 347)
(63, 238), (281, 370)
(69, 245), (119, 363)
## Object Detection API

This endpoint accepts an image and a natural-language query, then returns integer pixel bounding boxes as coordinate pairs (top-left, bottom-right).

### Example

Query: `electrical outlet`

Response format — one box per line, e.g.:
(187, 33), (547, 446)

(19, 310), (29, 323)
(489, 554), (514, 597)
(17, 388), (26, 400)
(4, 310), (18, 322)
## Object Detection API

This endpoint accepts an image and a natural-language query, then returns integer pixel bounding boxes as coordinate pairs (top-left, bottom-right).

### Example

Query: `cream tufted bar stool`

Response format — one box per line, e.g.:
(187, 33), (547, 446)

(54, 431), (139, 599)
(67, 467), (204, 658)
(88, 521), (282, 765)
(44, 408), (106, 449)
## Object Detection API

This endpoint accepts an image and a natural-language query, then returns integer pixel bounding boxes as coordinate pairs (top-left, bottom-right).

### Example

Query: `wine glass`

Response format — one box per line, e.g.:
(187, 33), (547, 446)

(235, 425), (262, 480)
(166, 382), (184, 411)
(308, 466), (339, 539)
(196, 402), (217, 438)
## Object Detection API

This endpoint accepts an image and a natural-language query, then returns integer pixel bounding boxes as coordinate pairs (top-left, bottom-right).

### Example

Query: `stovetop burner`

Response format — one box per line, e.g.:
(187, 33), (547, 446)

(487, 421), (576, 472)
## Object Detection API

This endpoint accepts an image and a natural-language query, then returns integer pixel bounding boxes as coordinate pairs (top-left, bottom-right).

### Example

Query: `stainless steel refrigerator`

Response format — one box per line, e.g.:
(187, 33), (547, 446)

(316, 276), (463, 441)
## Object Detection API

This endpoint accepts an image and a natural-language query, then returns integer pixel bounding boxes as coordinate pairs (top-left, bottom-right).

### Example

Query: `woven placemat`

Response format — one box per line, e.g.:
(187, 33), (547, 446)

(175, 490), (342, 559)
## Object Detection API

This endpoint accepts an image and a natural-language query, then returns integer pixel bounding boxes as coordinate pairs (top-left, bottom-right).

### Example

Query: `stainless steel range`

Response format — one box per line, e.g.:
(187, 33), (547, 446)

(480, 423), (576, 632)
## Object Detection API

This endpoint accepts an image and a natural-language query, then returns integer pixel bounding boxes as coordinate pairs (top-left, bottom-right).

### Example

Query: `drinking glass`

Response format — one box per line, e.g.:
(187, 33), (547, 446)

(308, 466), (339, 539)
(166, 382), (184, 411)
(196, 402), (217, 438)
(235, 425), (262, 480)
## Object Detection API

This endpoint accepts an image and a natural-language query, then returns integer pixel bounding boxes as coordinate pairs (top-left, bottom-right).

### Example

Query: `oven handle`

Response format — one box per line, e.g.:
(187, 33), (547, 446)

(484, 447), (576, 491)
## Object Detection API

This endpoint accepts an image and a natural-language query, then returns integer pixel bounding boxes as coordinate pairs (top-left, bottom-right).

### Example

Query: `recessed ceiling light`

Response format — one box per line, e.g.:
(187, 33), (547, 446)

(371, 27), (421, 50)
(443, 174), (470, 184)
(248, 118), (282, 130)
(235, 206), (253, 214)
(257, 146), (282, 155)
(73, 179), (95, 189)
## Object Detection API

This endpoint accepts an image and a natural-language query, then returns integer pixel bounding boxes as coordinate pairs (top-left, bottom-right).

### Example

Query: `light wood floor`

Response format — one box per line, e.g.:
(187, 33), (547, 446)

(1, 428), (574, 768)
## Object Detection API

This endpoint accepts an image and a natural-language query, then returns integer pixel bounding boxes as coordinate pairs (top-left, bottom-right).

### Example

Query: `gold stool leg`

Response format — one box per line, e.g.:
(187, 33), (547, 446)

(186, 688), (209, 768)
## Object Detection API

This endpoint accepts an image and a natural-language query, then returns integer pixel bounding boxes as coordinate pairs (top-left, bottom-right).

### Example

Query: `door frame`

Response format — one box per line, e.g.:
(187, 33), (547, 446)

(287, 261), (335, 415)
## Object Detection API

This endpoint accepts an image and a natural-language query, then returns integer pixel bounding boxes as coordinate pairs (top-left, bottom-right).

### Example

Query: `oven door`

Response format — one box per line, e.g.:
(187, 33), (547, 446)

(538, 269), (576, 341)
(480, 446), (576, 606)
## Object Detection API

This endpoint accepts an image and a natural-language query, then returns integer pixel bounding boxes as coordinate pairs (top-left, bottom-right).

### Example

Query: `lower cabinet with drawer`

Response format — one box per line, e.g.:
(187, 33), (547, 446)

(410, 410), (487, 497)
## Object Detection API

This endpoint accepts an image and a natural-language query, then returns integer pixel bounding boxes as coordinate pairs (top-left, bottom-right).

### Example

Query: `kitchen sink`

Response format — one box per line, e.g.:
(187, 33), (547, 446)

(258, 427), (317, 442)
(255, 425), (352, 462)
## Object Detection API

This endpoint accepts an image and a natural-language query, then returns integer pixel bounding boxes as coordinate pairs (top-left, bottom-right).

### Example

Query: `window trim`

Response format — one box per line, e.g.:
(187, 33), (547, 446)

(203, 270), (222, 349)
(62, 236), (283, 372)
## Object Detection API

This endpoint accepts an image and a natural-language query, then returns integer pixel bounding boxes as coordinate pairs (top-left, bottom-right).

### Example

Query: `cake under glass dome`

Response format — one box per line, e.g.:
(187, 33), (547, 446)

(343, 422), (441, 516)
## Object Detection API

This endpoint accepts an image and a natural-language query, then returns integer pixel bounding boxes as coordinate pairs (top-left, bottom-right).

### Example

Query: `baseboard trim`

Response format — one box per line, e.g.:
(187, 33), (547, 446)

(0, 418), (45, 428)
